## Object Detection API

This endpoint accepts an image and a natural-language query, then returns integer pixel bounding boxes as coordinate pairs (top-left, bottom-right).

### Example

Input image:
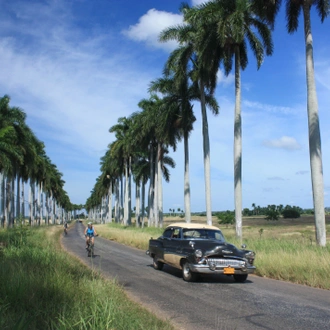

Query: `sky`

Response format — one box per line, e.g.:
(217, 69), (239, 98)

(0, 0), (329, 213)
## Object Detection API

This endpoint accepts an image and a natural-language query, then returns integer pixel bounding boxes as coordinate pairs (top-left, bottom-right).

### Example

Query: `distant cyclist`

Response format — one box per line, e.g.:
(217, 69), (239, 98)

(63, 221), (68, 235)
(84, 222), (97, 249)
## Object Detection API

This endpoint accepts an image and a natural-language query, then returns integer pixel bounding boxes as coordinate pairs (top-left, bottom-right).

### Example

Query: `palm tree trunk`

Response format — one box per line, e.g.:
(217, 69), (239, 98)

(10, 176), (15, 226)
(107, 182), (113, 223)
(154, 144), (159, 227)
(199, 80), (212, 225)
(37, 182), (41, 226)
(303, 4), (326, 246)
(5, 178), (10, 228)
(158, 146), (163, 228)
(29, 181), (32, 225)
(135, 180), (140, 227)
(115, 178), (120, 223)
(148, 145), (155, 227)
(234, 50), (243, 242)
(124, 159), (129, 225)
(184, 131), (191, 223)
(0, 172), (4, 227)
(141, 179), (146, 228)
(30, 181), (36, 226)
(52, 198), (56, 224)
(40, 183), (44, 225)
(101, 195), (104, 224)
(51, 195), (55, 224)
(120, 175), (124, 223)
(45, 193), (49, 225)
(21, 179), (25, 223)
(128, 156), (132, 225)
(16, 175), (20, 221)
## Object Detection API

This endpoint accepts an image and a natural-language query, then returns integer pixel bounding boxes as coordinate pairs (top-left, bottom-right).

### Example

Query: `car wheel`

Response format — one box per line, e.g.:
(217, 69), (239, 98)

(182, 261), (197, 282)
(233, 274), (248, 283)
(153, 257), (164, 270)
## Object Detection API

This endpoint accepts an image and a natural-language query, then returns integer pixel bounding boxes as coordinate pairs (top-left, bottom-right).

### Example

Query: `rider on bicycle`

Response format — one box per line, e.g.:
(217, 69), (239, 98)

(84, 222), (97, 249)
(63, 221), (68, 234)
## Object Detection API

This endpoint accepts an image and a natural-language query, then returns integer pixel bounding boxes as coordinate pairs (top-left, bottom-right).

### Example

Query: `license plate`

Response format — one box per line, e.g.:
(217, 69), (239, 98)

(223, 267), (235, 274)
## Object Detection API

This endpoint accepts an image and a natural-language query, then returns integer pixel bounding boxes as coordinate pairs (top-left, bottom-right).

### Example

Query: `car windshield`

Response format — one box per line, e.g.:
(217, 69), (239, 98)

(182, 228), (225, 241)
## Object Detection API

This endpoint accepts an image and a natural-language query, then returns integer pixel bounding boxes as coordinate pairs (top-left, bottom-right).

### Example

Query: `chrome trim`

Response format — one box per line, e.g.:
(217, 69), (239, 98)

(207, 258), (245, 268)
(190, 262), (256, 274)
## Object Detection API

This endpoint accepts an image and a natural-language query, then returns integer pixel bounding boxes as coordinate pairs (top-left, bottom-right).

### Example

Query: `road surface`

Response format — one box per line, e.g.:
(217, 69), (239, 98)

(62, 221), (330, 330)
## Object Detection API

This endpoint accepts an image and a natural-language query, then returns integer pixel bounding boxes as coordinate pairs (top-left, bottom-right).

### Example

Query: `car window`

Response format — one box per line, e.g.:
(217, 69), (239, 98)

(163, 228), (173, 238)
(172, 228), (181, 239)
(182, 229), (225, 241)
(163, 228), (181, 239)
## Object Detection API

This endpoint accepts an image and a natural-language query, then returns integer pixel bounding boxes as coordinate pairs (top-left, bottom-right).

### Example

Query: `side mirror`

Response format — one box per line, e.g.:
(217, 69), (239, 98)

(241, 244), (247, 249)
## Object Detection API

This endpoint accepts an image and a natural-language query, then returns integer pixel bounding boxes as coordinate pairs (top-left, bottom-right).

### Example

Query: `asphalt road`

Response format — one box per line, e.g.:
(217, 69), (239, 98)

(62, 221), (330, 330)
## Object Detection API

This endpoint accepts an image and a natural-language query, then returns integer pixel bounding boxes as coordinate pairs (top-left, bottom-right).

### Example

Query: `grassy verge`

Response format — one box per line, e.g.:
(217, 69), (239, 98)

(0, 225), (174, 330)
(95, 219), (330, 290)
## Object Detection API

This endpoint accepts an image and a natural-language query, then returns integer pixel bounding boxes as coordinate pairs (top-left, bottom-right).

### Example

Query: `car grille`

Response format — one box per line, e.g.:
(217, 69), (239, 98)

(207, 258), (244, 268)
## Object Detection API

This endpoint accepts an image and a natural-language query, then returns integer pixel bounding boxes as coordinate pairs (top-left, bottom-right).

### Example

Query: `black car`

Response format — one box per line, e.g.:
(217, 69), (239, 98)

(146, 222), (256, 282)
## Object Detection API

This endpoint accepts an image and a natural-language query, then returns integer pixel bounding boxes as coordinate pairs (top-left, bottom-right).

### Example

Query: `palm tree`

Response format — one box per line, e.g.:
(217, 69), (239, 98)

(0, 95), (28, 227)
(284, 0), (329, 246)
(137, 95), (177, 227)
(132, 152), (150, 227)
(150, 72), (195, 223)
(159, 10), (220, 225)
(0, 95), (71, 227)
(187, 0), (273, 240)
(109, 117), (134, 226)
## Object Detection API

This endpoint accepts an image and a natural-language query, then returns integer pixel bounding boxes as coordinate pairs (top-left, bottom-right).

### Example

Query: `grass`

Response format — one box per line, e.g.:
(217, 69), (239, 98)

(95, 216), (330, 290)
(0, 225), (174, 330)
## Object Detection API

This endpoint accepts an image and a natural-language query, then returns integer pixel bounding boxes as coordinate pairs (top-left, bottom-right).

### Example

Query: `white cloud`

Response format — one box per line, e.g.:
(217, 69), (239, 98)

(296, 170), (309, 175)
(217, 70), (234, 86)
(191, 0), (211, 6)
(122, 9), (182, 51)
(243, 100), (296, 115)
(268, 177), (286, 181)
(262, 136), (302, 150)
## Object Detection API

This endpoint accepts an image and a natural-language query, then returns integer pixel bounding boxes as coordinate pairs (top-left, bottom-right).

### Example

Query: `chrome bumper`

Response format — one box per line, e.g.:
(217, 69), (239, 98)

(189, 259), (256, 275)
(190, 264), (256, 274)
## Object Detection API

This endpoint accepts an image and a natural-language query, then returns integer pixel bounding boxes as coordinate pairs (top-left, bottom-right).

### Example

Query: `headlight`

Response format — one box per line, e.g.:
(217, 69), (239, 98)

(194, 249), (203, 258)
(245, 251), (255, 258)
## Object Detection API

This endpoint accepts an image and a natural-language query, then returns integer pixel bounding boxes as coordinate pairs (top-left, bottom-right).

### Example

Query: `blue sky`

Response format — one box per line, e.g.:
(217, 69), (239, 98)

(0, 0), (329, 212)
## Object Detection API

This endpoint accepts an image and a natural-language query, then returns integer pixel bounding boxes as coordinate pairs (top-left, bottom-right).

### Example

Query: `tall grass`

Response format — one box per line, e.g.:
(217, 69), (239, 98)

(0, 225), (174, 330)
(96, 222), (330, 290)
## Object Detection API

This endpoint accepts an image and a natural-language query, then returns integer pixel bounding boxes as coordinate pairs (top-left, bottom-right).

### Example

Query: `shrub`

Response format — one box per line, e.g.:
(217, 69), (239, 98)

(217, 211), (235, 226)
(265, 209), (280, 221)
(282, 209), (301, 218)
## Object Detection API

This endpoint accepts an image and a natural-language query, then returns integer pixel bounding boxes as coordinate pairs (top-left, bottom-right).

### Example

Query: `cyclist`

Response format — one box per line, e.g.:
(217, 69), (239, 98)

(63, 221), (68, 235)
(84, 222), (97, 249)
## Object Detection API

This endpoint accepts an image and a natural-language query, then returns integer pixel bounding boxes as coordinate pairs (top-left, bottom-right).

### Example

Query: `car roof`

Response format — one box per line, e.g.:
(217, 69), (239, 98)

(165, 222), (220, 230)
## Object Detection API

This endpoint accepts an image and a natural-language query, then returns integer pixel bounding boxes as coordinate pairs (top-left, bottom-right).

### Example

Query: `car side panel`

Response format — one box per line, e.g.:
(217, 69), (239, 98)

(149, 239), (164, 261)
(163, 238), (184, 268)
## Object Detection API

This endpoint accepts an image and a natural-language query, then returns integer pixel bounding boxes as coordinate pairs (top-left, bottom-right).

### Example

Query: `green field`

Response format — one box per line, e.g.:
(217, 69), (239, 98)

(0, 225), (174, 330)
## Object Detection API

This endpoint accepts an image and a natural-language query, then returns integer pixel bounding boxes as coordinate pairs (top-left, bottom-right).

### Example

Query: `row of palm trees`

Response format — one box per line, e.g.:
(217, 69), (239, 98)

(0, 95), (74, 227)
(86, 0), (328, 246)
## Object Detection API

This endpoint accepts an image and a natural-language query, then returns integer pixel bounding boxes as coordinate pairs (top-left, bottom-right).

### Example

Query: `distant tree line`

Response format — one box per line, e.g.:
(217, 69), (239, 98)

(215, 204), (322, 225)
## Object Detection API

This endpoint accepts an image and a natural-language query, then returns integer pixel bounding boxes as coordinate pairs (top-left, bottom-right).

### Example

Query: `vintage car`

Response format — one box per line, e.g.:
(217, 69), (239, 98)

(146, 222), (256, 282)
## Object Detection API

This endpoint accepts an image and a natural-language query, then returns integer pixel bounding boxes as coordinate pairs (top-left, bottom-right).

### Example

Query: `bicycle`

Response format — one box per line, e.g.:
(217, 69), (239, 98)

(63, 227), (68, 236)
(86, 235), (97, 257)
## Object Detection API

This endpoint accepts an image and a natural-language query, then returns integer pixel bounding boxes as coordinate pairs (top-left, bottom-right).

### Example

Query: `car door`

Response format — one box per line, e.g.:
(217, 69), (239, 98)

(163, 227), (182, 268)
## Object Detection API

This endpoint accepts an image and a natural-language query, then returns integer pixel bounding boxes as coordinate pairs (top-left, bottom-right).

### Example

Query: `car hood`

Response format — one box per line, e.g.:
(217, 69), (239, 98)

(192, 240), (246, 258)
